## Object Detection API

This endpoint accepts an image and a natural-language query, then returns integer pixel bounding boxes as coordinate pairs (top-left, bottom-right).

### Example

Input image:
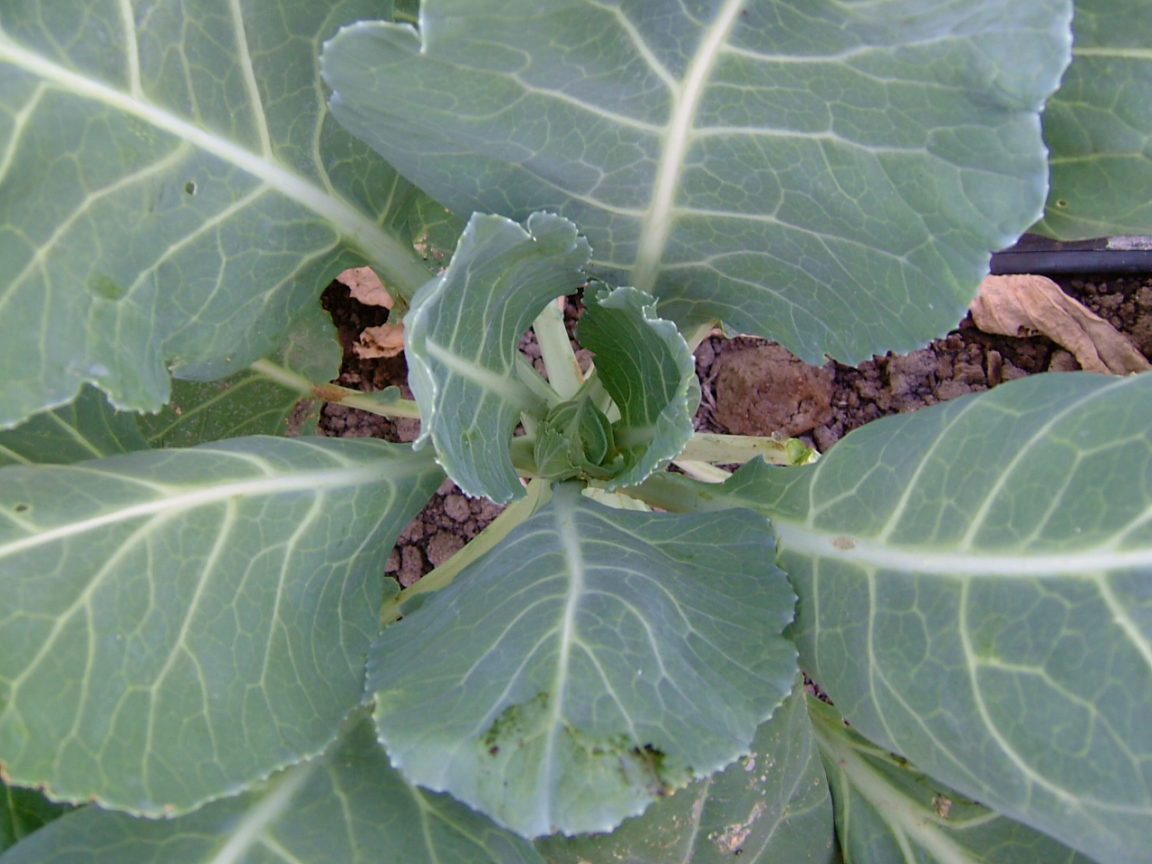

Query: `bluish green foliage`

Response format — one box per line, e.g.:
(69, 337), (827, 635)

(0, 2), (1148, 862)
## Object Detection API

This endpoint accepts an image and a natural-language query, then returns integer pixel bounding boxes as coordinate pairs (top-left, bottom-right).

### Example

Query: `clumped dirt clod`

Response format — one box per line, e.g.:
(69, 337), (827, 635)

(712, 342), (835, 436)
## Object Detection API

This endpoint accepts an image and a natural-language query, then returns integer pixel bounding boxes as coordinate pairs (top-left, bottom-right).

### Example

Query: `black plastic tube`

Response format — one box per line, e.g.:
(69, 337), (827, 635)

(990, 235), (1152, 275)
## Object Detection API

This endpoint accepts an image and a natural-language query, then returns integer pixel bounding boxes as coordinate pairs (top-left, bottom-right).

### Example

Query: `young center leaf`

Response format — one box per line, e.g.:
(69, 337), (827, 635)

(577, 284), (700, 489)
(405, 211), (590, 503)
(0, 1), (433, 428)
(0, 437), (443, 815)
(322, 0), (1071, 364)
(722, 372), (1152, 864)
(536, 680), (836, 864)
(1035, 0), (1152, 237)
(369, 485), (797, 837)
(0, 715), (544, 864)
(808, 698), (1098, 864)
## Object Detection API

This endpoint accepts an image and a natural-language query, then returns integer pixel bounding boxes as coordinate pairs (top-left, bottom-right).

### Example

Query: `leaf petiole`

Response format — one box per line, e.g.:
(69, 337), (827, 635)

(311, 384), (422, 420)
(532, 296), (584, 399)
(380, 477), (553, 625)
(248, 360), (423, 419)
(678, 432), (818, 466)
(514, 354), (563, 409)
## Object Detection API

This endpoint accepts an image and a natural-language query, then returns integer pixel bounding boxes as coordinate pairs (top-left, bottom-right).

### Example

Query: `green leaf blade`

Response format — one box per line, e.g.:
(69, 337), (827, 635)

(537, 681), (836, 864)
(405, 211), (591, 502)
(0, 436), (442, 815)
(809, 698), (1098, 864)
(0, 716), (544, 864)
(725, 372), (1152, 863)
(323, 1), (1071, 363)
(369, 485), (798, 837)
(1036, 0), (1152, 237)
(578, 284), (699, 488)
(0, 2), (432, 428)
(136, 302), (341, 447)
(0, 386), (147, 467)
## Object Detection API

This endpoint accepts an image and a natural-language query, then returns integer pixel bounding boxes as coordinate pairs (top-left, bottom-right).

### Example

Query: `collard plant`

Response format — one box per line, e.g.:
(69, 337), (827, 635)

(0, 1), (1149, 862)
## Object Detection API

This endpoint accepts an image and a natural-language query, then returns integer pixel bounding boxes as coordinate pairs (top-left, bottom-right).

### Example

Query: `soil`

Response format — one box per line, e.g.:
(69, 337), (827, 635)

(317, 272), (1152, 583)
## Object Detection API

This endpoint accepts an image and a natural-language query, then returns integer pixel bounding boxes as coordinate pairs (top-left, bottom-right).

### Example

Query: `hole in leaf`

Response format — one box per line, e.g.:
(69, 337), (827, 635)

(184, 181), (197, 195)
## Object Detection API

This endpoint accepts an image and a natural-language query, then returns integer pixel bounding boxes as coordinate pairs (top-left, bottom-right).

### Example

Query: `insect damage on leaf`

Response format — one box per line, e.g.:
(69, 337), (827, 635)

(479, 692), (551, 757)
(476, 694), (691, 802)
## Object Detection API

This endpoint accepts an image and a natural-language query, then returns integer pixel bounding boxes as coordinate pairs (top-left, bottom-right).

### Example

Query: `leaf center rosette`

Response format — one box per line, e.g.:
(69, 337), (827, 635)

(404, 212), (698, 500)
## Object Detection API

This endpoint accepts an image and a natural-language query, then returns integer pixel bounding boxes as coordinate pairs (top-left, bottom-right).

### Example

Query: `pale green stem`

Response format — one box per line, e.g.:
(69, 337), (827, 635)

(515, 355), (562, 409)
(623, 470), (734, 514)
(671, 459), (732, 483)
(532, 297), (584, 399)
(249, 358), (312, 394)
(678, 432), (818, 466)
(682, 319), (718, 353)
(582, 486), (653, 511)
(314, 384), (422, 420)
(248, 359), (422, 420)
(381, 478), (553, 626)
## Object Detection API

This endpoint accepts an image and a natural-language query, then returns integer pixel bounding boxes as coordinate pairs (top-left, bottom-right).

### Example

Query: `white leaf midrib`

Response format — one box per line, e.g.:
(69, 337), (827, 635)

(825, 735), (979, 864)
(773, 520), (1152, 576)
(0, 33), (396, 261)
(539, 490), (586, 831)
(0, 458), (416, 560)
(206, 755), (321, 864)
(632, 0), (746, 294)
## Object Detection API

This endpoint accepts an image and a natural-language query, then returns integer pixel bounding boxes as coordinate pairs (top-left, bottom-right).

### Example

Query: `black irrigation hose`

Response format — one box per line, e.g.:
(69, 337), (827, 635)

(990, 235), (1152, 275)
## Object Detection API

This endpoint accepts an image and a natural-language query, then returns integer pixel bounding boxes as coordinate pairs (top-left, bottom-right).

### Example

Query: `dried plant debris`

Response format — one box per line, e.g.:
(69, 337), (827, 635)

(339, 266), (394, 308)
(354, 322), (406, 359)
(337, 266), (406, 359)
(972, 274), (1150, 374)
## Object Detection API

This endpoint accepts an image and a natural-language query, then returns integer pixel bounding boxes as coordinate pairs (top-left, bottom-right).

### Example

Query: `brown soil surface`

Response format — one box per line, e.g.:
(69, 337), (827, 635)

(318, 273), (1152, 583)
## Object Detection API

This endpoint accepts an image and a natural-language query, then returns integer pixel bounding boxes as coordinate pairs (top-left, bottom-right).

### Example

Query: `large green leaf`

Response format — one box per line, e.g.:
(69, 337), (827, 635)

(0, 386), (146, 467)
(0, 1), (433, 429)
(721, 372), (1152, 864)
(405, 211), (591, 503)
(809, 698), (1096, 864)
(0, 436), (442, 815)
(136, 301), (342, 447)
(322, 0), (1071, 364)
(0, 715), (544, 864)
(369, 484), (797, 837)
(577, 284), (699, 488)
(1035, 0), (1152, 237)
(536, 680), (835, 864)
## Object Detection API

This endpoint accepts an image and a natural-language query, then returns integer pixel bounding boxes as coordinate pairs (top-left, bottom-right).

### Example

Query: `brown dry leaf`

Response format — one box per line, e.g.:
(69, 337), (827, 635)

(338, 266), (393, 309)
(971, 274), (1150, 374)
(354, 322), (405, 359)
